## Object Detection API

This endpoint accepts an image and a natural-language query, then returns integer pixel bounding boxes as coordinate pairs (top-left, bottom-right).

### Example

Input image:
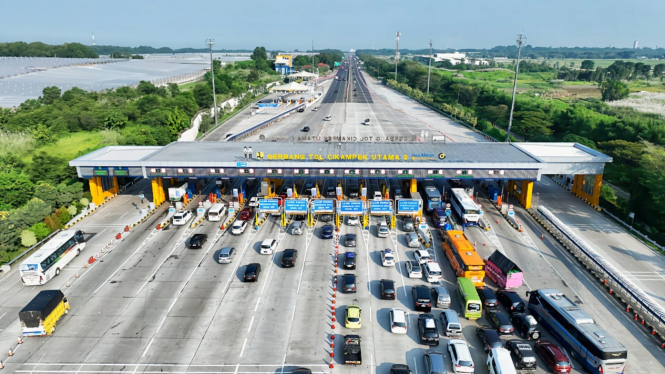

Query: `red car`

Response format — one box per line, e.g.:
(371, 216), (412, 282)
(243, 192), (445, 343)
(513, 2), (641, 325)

(239, 208), (253, 221)
(535, 340), (571, 373)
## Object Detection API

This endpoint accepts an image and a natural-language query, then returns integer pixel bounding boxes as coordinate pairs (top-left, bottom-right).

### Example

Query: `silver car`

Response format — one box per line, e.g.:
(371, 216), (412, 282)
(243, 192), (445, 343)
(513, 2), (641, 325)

(378, 223), (389, 238)
(406, 232), (420, 248)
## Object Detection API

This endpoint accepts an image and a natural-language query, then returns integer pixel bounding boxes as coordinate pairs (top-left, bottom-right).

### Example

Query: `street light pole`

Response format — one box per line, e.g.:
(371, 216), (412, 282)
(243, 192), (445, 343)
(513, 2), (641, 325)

(206, 37), (218, 128)
(505, 33), (525, 142)
(427, 39), (432, 94)
(395, 31), (401, 82)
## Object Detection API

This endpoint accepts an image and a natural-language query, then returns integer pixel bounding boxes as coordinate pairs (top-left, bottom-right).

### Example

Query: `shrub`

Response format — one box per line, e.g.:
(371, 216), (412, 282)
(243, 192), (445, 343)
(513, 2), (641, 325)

(21, 230), (37, 247)
(29, 222), (50, 240)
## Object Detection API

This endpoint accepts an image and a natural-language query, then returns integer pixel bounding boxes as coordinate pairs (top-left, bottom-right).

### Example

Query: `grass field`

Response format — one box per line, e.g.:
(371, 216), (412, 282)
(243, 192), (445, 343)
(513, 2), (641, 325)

(28, 132), (104, 164)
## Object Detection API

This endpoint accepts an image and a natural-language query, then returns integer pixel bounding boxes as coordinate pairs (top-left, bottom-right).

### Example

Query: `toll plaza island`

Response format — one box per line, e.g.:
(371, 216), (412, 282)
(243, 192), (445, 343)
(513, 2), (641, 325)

(70, 141), (611, 227)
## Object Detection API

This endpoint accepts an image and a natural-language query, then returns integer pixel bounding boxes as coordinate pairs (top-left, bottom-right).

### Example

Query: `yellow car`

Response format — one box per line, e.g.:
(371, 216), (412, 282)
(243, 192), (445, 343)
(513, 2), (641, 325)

(345, 305), (362, 329)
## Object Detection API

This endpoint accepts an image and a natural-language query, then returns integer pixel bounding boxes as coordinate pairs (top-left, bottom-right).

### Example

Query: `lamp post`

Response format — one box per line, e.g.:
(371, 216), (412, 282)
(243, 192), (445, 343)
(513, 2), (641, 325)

(206, 37), (218, 128)
(505, 33), (525, 142)
(395, 32), (401, 82)
(427, 39), (432, 94)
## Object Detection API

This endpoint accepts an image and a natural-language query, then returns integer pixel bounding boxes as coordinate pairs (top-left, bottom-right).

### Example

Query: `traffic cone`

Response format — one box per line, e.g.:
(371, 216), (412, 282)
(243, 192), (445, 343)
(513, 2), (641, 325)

(483, 242), (486, 246)
(332, 317), (336, 322)
(124, 225), (130, 232)
(331, 324), (336, 329)
(332, 299), (336, 304)
(333, 287), (337, 292)
(17, 337), (22, 344)
(66, 281), (70, 287)
(331, 333), (335, 340)
(329, 363), (334, 369)
(332, 310), (336, 316)
(330, 351), (334, 358)
(8, 349), (13, 357)
(330, 342), (335, 348)
(541, 234), (544, 239)
(0, 359), (4, 369)
(331, 306), (335, 311)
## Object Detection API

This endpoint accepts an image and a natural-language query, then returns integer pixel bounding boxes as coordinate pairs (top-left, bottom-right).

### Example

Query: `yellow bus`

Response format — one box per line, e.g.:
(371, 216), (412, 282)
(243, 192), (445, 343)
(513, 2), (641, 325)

(19, 290), (70, 336)
(442, 230), (486, 286)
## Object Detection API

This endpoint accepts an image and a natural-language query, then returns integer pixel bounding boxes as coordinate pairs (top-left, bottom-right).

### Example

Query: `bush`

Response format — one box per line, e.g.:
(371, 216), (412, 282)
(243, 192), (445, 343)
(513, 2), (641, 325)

(67, 205), (77, 216)
(82, 193), (92, 203)
(29, 222), (50, 240)
(56, 206), (71, 224)
(601, 185), (617, 204)
(21, 230), (37, 247)
(477, 120), (492, 133)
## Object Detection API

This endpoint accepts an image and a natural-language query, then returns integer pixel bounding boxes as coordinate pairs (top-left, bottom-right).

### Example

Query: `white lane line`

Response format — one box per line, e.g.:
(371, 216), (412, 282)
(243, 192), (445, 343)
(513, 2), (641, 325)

(234, 364), (240, 374)
(254, 297), (261, 312)
(247, 316), (255, 333)
(239, 337), (248, 357)
(297, 221), (316, 294)
(281, 354), (287, 374)
(2, 278), (20, 291)
(96, 228), (108, 238)
(260, 249), (278, 295)
(141, 337), (154, 357)
(119, 211), (129, 219)
(0, 312), (6, 321)
(369, 306), (372, 322)
(18, 363), (332, 367)
(291, 304), (297, 322)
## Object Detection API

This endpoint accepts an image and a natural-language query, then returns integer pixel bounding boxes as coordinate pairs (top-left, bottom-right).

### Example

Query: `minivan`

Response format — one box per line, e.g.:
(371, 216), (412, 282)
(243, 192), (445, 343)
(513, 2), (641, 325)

(292, 221), (304, 235)
(440, 310), (462, 337)
(218, 247), (236, 264)
(423, 262), (443, 283)
(403, 217), (415, 232)
(487, 348), (518, 374)
(432, 287), (451, 308)
(281, 249), (298, 267)
(207, 203), (227, 222)
(432, 208), (449, 229)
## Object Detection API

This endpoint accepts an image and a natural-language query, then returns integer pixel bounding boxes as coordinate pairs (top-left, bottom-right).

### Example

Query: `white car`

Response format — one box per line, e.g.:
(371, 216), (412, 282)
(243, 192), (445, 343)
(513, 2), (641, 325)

(389, 308), (408, 334)
(414, 249), (432, 264)
(377, 223), (389, 238)
(373, 191), (383, 200)
(347, 216), (360, 226)
(405, 260), (422, 279)
(231, 220), (248, 235)
(172, 210), (193, 226)
(248, 197), (259, 207)
(324, 116), (332, 121)
(381, 249), (395, 267)
(448, 339), (474, 373)
(260, 239), (277, 254)
(312, 106), (319, 111)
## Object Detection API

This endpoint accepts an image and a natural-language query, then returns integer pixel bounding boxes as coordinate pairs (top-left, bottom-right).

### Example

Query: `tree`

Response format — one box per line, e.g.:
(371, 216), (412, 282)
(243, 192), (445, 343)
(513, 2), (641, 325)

(581, 60), (595, 70)
(600, 80), (629, 102)
(452, 84), (479, 108)
(13, 198), (52, 229)
(653, 63), (665, 78)
(137, 81), (158, 95)
(167, 83), (180, 97)
(39, 86), (61, 105)
(166, 107), (189, 140)
(480, 105), (508, 126)
(0, 171), (34, 209)
(247, 69), (260, 82)
(28, 222), (50, 240)
(514, 111), (553, 141)
(29, 152), (70, 184)
(20, 230), (37, 247)
(640, 64), (651, 79)
(250, 46), (267, 61)
(562, 134), (596, 149)
(193, 84), (213, 109)
(101, 111), (128, 129)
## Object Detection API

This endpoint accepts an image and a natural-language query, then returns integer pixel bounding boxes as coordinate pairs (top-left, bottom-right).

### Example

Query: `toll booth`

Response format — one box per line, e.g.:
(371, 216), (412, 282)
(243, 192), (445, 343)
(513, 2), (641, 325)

(338, 200), (365, 228)
(309, 198), (334, 227)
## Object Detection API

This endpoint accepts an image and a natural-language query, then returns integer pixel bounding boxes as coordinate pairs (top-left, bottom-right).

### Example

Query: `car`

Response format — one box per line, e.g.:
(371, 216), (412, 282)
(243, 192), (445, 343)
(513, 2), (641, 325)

(432, 286), (451, 308)
(291, 221), (304, 235)
(505, 339), (538, 371)
(381, 249), (395, 266)
(418, 314), (439, 346)
(188, 234), (208, 249)
(312, 107), (319, 111)
(405, 260), (422, 279)
(225, 133), (233, 139)
(476, 326), (503, 352)
(321, 224), (333, 239)
(231, 220), (248, 235)
(347, 216), (360, 226)
(486, 309), (514, 335)
(343, 252), (356, 269)
(353, 88), (357, 91)
(389, 308), (408, 334)
(364, 118), (370, 124)
(377, 223), (389, 238)
(412, 285), (432, 312)
(291, 369), (312, 374)
(326, 186), (336, 197)
(497, 290), (526, 314)
(535, 340), (572, 373)
(248, 197), (259, 207)
(239, 207), (253, 221)
(405, 232), (420, 248)
(390, 364), (411, 374)
(281, 249), (298, 267)
(259, 239), (277, 254)
(218, 247), (236, 263)
(423, 351), (447, 374)
(172, 210), (193, 226)
(345, 305), (361, 329)
(447, 339), (474, 373)
(324, 116), (332, 121)
(403, 217), (415, 232)
(373, 190), (383, 200)
(414, 249), (431, 264)
(334, 90), (338, 93)
(342, 274), (356, 293)
(319, 214), (333, 222)
(511, 313), (541, 340)
(478, 287), (499, 309)
(297, 107), (305, 112)
(380, 279), (396, 300)
(345, 233), (357, 247)
(243, 263), (261, 282)
(302, 126), (310, 132)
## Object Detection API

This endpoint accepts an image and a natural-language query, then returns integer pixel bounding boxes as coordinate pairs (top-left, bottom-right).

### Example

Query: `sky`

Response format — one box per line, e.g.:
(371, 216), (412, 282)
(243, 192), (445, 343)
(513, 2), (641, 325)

(2, 0), (664, 51)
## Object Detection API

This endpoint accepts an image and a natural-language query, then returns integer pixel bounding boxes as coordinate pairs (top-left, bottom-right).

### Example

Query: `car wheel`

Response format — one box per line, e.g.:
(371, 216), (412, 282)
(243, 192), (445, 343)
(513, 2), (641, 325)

(531, 331), (540, 340)
(55, 268), (61, 276)
(76, 248), (81, 256)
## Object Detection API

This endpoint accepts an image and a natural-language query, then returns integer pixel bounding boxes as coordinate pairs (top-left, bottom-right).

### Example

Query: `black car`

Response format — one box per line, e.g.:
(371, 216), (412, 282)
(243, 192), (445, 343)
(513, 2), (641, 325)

(297, 107), (305, 112)
(478, 287), (499, 309)
(319, 214), (333, 222)
(281, 249), (298, 267)
(291, 369), (312, 374)
(497, 290), (526, 314)
(326, 187), (336, 198)
(380, 279), (396, 300)
(302, 126), (310, 132)
(486, 309), (514, 335)
(418, 314), (439, 346)
(390, 364), (412, 374)
(511, 313), (541, 340)
(412, 285), (432, 312)
(505, 340), (538, 371)
(188, 234), (208, 249)
(322, 224), (333, 239)
(342, 274), (356, 293)
(343, 252), (356, 270)
(476, 326), (503, 352)
(345, 233), (357, 247)
(243, 263), (261, 282)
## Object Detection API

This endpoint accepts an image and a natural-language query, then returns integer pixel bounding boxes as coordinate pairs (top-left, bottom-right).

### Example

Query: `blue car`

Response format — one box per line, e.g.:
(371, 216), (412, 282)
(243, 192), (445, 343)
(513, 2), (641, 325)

(322, 224), (334, 239)
(344, 252), (356, 269)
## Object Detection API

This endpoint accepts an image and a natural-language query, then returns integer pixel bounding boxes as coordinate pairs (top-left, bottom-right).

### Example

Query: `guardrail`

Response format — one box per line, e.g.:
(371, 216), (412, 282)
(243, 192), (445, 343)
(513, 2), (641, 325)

(197, 92), (270, 141)
(0, 230), (61, 274)
(227, 103), (306, 141)
(535, 205), (665, 345)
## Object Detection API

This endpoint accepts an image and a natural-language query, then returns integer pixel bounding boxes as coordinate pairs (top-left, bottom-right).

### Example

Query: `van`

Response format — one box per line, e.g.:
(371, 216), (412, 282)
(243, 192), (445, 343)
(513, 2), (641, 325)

(440, 310), (462, 337)
(487, 348), (518, 374)
(432, 286), (451, 308)
(207, 203), (227, 222)
(292, 221), (304, 235)
(347, 180), (359, 198)
(423, 262), (443, 283)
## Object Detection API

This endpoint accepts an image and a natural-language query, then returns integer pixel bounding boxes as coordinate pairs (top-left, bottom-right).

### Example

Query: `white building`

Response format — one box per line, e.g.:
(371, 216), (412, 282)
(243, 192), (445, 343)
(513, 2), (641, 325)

(417, 51), (489, 66)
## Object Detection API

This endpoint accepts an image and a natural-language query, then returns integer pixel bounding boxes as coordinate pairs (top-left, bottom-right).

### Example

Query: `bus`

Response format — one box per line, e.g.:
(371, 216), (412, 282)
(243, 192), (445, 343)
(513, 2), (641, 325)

(20, 230), (86, 286)
(418, 181), (442, 212)
(456, 277), (482, 320)
(441, 230), (485, 286)
(450, 188), (482, 226)
(526, 289), (628, 374)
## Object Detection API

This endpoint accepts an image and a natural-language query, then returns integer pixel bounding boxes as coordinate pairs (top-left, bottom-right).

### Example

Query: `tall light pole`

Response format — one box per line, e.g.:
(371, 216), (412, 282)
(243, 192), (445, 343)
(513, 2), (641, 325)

(206, 37), (218, 128)
(395, 32), (401, 82)
(427, 39), (432, 94)
(505, 33), (525, 142)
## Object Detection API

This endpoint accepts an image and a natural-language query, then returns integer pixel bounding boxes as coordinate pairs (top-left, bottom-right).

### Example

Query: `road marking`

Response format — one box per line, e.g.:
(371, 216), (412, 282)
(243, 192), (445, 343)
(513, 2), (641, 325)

(281, 354), (287, 374)
(247, 316), (254, 333)
(234, 364), (240, 374)
(3, 278), (20, 291)
(297, 221), (315, 294)
(369, 305), (372, 322)
(141, 337), (154, 357)
(254, 298), (261, 312)
(239, 338), (248, 357)
(134, 226), (193, 295)
(386, 222), (407, 296)
(291, 304), (297, 322)
(413, 357), (418, 374)
(119, 211), (129, 219)
(0, 312), (6, 321)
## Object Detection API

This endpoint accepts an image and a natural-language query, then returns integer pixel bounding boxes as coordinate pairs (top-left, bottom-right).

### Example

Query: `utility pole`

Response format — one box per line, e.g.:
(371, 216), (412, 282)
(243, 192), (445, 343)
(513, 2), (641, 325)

(206, 37), (218, 128)
(427, 39), (432, 94)
(395, 32), (401, 82)
(505, 33), (525, 142)
(311, 40), (314, 74)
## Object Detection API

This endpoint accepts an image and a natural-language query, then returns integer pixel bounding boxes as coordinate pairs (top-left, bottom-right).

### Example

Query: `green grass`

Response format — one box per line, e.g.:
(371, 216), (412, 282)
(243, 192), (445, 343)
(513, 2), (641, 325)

(178, 80), (203, 92)
(28, 132), (104, 164)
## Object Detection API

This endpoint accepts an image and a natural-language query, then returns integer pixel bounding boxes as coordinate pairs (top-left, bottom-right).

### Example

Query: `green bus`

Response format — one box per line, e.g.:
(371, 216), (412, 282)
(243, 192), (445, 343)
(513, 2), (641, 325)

(456, 277), (482, 320)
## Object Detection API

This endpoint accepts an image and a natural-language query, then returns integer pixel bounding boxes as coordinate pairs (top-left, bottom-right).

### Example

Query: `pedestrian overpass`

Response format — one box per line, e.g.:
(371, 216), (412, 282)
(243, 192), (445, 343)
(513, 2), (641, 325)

(70, 141), (611, 215)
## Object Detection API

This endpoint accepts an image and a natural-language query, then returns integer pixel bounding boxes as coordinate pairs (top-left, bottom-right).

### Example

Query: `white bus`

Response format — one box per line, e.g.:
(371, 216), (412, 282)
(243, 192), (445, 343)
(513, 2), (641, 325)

(450, 188), (482, 226)
(20, 230), (86, 286)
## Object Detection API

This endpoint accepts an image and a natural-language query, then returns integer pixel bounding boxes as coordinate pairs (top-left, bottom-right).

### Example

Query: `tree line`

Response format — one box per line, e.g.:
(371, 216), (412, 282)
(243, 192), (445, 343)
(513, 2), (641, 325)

(0, 42), (98, 58)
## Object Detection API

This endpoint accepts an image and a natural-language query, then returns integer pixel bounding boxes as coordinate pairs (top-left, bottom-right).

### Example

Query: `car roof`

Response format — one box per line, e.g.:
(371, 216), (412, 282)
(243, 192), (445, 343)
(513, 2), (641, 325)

(233, 220), (244, 225)
(409, 260), (421, 266)
(493, 311), (511, 323)
(381, 279), (394, 286)
(261, 239), (275, 245)
(220, 247), (234, 253)
(246, 263), (259, 271)
(347, 305), (360, 316)
(415, 249), (430, 256)
(344, 273), (355, 280)
(479, 287), (496, 297)
(391, 308), (407, 321)
(414, 285), (430, 296)
(347, 233), (356, 238)
(480, 328), (501, 340)
(501, 290), (522, 301)
(540, 341), (568, 360)
(283, 248), (296, 254)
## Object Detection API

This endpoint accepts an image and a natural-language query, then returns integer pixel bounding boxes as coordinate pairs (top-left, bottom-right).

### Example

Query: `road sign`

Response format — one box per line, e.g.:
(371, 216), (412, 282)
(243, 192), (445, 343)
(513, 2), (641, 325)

(397, 199), (420, 214)
(259, 199), (280, 213)
(339, 201), (363, 215)
(313, 199), (334, 213)
(285, 199), (308, 214)
(237, 162), (247, 167)
(370, 200), (392, 214)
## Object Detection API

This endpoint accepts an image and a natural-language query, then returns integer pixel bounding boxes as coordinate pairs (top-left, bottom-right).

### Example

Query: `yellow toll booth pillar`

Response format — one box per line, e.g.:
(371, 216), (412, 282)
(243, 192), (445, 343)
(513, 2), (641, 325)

(520, 180), (533, 209)
(111, 177), (119, 194)
(572, 174), (603, 207)
(591, 174), (602, 207)
(410, 179), (417, 194)
(89, 177), (103, 206)
(151, 178), (163, 206)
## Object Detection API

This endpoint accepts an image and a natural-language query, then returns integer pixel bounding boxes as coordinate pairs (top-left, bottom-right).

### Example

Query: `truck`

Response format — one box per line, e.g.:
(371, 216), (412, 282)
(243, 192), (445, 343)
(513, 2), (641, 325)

(19, 290), (70, 336)
(485, 250), (524, 289)
(168, 182), (188, 202)
(343, 335), (362, 365)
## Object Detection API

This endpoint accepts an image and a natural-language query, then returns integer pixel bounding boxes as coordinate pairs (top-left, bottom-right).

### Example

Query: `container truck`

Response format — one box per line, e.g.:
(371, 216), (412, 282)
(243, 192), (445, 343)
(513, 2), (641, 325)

(485, 250), (523, 289)
(168, 182), (188, 202)
(344, 335), (362, 365)
(20, 290), (70, 336)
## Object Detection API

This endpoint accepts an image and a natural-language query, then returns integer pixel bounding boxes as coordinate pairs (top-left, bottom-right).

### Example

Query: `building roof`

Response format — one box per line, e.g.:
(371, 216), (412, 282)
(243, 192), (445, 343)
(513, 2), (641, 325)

(269, 81), (310, 92)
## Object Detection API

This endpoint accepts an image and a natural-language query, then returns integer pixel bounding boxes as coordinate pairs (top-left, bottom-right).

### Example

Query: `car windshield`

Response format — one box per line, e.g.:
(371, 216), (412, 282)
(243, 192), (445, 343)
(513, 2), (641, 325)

(393, 321), (406, 327)
(556, 361), (570, 367)
(459, 360), (473, 367)
(174, 215), (183, 219)
(220, 253), (229, 257)
(348, 317), (360, 322)
(233, 223), (242, 228)
(468, 303), (481, 311)
(449, 323), (461, 330)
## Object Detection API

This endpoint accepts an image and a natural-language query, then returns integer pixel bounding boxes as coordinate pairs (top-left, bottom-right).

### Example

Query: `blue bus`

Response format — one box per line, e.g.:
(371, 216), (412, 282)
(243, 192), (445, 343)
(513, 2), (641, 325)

(418, 181), (442, 212)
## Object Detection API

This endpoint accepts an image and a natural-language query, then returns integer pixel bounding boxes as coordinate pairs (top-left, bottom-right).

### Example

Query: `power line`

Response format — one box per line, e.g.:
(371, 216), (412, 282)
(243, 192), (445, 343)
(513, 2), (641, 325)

(505, 33), (526, 142)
